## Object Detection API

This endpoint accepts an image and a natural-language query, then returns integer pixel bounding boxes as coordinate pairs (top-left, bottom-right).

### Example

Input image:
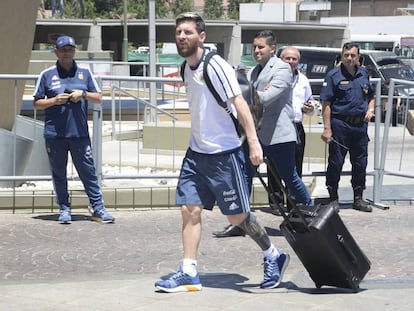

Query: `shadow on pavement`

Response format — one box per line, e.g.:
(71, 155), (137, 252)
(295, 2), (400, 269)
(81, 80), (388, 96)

(284, 280), (368, 295)
(200, 273), (253, 292)
(155, 272), (255, 293)
(32, 214), (91, 222)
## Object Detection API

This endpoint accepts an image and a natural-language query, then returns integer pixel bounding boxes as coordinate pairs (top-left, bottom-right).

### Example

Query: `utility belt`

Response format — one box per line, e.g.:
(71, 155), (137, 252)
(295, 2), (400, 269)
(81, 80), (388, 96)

(332, 114), (364, 125)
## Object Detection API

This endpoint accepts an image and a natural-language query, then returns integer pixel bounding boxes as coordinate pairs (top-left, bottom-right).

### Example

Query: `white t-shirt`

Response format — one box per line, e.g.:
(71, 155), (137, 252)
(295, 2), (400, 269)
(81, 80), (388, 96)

(183, 51), (242, 154)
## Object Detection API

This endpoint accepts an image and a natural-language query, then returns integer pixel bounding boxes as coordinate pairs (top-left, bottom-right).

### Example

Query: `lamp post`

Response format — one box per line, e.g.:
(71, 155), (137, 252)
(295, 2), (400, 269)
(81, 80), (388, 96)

(348, 0), (352, 27)
(122, 0), (128, 62)
(148, 0), (157, 122)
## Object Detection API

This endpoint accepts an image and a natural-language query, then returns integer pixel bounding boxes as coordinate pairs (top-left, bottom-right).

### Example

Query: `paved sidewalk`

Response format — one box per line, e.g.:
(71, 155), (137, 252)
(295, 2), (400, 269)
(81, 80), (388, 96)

(0, 205), (413, 310)
(0, 123), (413, 310)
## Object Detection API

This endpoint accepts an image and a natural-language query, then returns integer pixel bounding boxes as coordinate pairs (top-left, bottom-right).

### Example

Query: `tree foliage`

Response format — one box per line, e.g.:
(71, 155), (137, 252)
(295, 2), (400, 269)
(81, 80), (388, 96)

(44, 0), (251, 20)
(90, 0), (192, 19)
(204, 0), (224, 20)
(228, 0), (259, 20)
(169, 0), (194, 19)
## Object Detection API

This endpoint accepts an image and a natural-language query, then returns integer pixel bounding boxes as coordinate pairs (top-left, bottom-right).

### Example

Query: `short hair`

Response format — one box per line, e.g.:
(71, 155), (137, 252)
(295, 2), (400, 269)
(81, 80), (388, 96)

(342, 42), (360, 55)
(253, 30), (277, 47)
(175, 12), (205, 34)
(280, 46), (301, 61)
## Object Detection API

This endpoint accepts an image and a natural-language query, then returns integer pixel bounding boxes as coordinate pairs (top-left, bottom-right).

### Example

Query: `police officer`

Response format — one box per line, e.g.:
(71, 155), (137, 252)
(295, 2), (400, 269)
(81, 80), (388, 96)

(33, 35), (115, 224)
(320, 42), (375, 212)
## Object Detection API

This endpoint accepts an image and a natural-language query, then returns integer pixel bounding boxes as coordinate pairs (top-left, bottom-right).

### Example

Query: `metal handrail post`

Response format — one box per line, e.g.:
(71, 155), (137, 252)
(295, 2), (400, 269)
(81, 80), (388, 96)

(93, 76), (103, 185)
(111, 85), (116, 141)
(372, 78), (382, 203)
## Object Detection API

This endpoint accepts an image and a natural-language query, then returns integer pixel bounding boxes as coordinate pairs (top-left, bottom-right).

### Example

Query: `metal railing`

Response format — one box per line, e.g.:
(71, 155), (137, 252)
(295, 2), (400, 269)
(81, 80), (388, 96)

(374, 78), (414, 203)
(0, 73), (413, 211)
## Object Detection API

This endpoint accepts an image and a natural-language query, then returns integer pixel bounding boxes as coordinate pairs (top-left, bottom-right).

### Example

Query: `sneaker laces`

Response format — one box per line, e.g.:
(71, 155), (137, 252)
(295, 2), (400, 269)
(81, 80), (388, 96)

(171, 270), (188, 282)
(94, 208), (107, 217)
(263, 257), (280, 281)
(160, 270), (192, 286)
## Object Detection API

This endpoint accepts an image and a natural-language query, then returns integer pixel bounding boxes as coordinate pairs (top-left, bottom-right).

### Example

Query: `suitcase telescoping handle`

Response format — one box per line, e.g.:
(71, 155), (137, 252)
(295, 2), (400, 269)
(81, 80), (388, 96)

(256, 158), (309, 228)
(256, 168), (291, 225)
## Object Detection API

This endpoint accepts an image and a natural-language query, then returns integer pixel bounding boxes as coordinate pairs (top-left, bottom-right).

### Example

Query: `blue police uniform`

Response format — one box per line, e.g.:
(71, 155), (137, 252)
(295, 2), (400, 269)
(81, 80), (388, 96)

(33, 61), (104, 210)
(320, 64), (374, 196)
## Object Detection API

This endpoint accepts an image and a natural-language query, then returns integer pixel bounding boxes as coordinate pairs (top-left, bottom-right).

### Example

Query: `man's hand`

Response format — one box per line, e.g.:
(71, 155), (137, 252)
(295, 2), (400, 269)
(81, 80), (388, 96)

(55, 93), (71, 105)
(302, 101), (314, 113)
(321, 128), (332, 144)
(67, 90), (84, 103)
(364, 109), (375, 122)
(248, 139), (263, 166)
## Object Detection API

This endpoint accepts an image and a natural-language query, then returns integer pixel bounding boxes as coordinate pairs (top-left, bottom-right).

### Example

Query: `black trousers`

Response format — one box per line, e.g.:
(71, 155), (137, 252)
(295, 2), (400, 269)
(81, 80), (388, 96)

(267, 122), (305, 205)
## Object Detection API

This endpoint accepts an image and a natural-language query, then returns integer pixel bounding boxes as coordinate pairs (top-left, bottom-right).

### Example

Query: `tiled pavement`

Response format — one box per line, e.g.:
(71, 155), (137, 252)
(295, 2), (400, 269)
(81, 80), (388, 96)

(0, 204), (413, 310)
(1, 124), (414, 310)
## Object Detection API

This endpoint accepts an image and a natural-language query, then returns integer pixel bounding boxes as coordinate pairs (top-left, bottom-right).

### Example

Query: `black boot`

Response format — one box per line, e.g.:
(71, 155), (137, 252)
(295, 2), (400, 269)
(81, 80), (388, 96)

(212, 224), (245, 238)
(327, 186), (340, 212)
(352, 188), (372, 212)
(327, 186), (338, 203)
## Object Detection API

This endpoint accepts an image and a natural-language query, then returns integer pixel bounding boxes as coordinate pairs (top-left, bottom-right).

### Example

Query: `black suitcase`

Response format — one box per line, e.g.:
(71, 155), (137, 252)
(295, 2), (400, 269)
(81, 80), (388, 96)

(257, 159), (371, 292)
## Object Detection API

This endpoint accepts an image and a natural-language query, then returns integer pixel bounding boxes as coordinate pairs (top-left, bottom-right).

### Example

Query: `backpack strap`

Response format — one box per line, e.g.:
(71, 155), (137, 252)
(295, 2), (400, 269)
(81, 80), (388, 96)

(203, 52), (225, 108)
(180, 60), (186, 82)
(202, 51), (241, 136)
(180, 51), (242, 137)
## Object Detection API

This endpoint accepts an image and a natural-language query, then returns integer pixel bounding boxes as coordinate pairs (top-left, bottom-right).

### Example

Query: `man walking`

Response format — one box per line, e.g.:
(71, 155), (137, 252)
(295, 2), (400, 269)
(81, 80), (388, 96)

(154, 13), (290, 293)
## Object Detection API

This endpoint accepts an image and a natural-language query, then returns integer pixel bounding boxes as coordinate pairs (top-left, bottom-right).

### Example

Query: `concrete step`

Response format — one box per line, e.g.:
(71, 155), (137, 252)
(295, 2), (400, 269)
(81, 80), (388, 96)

(0, 177), (316, 213)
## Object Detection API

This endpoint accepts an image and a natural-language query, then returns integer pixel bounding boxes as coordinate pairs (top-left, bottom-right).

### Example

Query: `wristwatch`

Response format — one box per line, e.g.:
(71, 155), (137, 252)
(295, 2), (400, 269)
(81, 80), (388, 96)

(82, 90), (87, 99)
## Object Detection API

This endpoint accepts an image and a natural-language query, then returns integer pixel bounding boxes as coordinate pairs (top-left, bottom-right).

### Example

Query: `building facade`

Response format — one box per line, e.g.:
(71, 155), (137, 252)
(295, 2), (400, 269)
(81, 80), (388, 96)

(196, 0), (414, 21)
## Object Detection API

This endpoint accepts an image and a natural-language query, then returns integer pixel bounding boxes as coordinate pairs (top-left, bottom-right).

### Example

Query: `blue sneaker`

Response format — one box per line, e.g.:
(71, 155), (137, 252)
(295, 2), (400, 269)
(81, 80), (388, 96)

(155, 267), (202, 293)
(58, 206), (71, 224)
(91, 208), (115, 223)
(260, 256), (280, 288)
(277, 252), (290, 283)
(261, 252), (290, 289)
(87, 205), (94, 215)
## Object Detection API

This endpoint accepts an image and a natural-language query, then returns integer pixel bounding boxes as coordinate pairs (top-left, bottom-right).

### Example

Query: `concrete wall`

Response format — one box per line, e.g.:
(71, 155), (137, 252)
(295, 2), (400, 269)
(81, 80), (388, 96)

(240, 3), (298, 23)
(0, 1), (38, 130)
(28, 50), (114, 75)
(143, 121), (328, 159)
(330, 0), (411, 17)
(321, 16), (414, 36)
(143, 122), (191, 151)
